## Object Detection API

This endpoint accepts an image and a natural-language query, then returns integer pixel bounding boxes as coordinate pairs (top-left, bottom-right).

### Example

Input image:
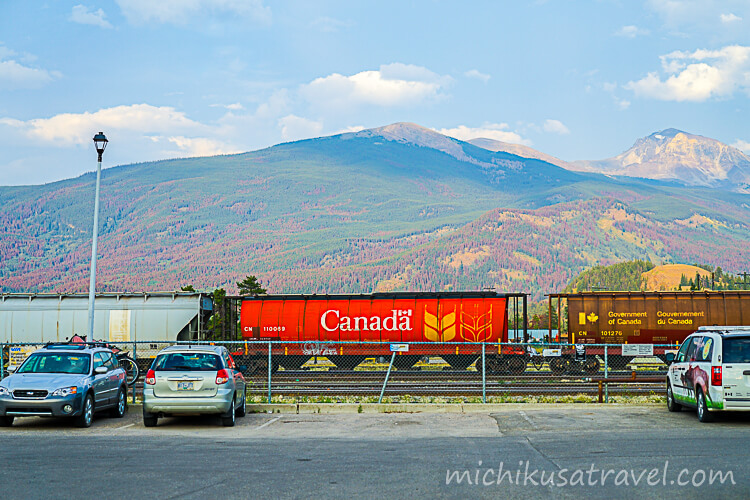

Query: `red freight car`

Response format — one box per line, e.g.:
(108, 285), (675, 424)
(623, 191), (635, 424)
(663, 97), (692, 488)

(237, 292), (527, 372)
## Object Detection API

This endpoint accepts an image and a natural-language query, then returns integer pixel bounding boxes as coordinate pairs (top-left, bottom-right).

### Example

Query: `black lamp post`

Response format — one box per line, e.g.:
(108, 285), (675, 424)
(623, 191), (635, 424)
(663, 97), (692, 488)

(87, 132), (108, 339)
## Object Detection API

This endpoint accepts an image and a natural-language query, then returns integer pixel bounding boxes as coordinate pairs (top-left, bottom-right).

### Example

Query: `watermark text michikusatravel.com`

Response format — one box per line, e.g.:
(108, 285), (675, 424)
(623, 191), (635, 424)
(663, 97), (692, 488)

(446, 461), (736, 488)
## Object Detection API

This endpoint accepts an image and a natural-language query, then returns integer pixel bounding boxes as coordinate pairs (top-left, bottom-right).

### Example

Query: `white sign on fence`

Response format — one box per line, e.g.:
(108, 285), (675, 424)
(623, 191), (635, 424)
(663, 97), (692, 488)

(390, 343), (409, 352)
(9, 346), (38, 367)
(621, 344), (654, 356)
(542, 348), (562, 357)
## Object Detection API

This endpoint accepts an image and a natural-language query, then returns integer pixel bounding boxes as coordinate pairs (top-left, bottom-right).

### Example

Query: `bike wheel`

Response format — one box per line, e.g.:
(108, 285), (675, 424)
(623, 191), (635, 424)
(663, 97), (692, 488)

(118, 355), (140, 387)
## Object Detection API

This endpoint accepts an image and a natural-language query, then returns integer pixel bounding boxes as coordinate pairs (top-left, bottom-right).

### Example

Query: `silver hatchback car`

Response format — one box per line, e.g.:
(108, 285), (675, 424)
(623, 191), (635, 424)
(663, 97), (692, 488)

(142, 345), (246, 427)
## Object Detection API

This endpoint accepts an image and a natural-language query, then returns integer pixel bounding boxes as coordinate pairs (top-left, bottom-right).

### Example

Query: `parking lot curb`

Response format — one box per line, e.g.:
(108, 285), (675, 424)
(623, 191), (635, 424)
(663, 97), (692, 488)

(240, 402), (663, 414)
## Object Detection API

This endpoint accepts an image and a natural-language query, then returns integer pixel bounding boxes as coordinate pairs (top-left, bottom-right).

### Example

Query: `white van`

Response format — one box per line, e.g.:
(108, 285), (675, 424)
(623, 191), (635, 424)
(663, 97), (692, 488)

(666, 326), (750, 422)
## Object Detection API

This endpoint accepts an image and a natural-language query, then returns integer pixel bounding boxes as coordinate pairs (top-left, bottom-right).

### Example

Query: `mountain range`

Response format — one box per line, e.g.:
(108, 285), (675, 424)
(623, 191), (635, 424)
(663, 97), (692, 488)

(570, 128), (750, 193)
(1, 123), (749, 301)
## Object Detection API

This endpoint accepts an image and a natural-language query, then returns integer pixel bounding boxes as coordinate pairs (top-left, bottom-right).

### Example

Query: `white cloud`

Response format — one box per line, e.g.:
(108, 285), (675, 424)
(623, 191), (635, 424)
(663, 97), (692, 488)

(625, 45), (750, 101)
(720, 13), (742, 23)
(116, 0), (271, 25)
(543, 119), (570, 135)
(335, 125), (366, 134)
(648, 1), (750, 33)
(166, 136), (236, 157)
(733, 139), (750, 154)
(1, 104), (243, 160)
(278, 115), (323, 142)
(0, 46), (15, 60)
(210, 102), (244, 111)
(464, 69), (491, 83)
(437, 124), (531, 146)
(70, 5), (113, 28)
(300, 63), (450, 110)
(647, 0), (714, 28)
(2, 104), (207, 146)
(0, 59), (60, 90)
(616, 99), (631, 110)
(615, 25), (649, 38)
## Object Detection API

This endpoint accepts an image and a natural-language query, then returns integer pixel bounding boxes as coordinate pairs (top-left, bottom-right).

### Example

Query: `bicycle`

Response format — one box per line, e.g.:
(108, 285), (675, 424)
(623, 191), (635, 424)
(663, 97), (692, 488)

(68, 335), (140, 387)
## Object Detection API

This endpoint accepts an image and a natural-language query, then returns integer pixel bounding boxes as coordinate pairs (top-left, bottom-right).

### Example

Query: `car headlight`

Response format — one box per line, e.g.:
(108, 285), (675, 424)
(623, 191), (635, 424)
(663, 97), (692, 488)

(0, 386), (9, 396)
(51, 386), (78, 397)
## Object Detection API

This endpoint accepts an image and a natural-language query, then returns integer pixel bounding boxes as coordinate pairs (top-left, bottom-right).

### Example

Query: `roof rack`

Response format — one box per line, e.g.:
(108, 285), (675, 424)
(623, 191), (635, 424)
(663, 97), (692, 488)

(698, 326), (750, 331)
(42, 343), (87, 349)
(42, 341), (111, 349)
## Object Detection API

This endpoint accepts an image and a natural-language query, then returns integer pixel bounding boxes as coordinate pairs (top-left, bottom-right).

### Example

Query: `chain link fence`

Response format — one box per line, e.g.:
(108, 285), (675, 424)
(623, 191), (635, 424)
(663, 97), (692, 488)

(1, 341), (672, 404)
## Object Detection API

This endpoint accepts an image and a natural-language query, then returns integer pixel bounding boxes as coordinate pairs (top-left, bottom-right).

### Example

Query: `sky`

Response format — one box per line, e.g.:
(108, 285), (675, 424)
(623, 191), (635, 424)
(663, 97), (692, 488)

(2, 0), (750, 186)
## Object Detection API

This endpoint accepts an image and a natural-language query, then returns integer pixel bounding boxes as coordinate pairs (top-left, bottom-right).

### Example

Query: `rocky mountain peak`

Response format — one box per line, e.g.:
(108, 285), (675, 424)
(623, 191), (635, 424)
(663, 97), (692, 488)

(571, 129), (750, 192)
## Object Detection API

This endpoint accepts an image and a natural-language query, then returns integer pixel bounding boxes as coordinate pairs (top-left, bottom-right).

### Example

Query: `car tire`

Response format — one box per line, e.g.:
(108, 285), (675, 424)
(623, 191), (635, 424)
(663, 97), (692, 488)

(696, 388), (714, 423)
(666, 382), (682, 412)
(143, 408), (158, 427)
(75, 394), (94, 428)
(110, 387), (127, 418)
(222, 397), (236, 427)
(0, 416), (14, 427)
(235, 392), (246, 418)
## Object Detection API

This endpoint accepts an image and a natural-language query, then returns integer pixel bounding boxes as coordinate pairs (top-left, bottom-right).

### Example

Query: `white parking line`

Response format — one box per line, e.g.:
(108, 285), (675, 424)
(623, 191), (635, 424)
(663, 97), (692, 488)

(115, 423), (136, 430)
(519, 411), (538, 429)
(255, 416), (282, 430)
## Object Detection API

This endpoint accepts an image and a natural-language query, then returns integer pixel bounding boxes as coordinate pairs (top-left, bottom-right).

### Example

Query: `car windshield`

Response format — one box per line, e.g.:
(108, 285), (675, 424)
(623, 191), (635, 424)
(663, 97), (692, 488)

(153, 353), (221, 371)
(723, 336), (750, 364)
(17, 353), (91, 374)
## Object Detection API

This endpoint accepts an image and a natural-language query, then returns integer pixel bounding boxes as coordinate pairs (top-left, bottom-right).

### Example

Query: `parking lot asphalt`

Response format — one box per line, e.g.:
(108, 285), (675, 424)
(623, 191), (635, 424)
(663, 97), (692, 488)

(1, 405), (748, 499)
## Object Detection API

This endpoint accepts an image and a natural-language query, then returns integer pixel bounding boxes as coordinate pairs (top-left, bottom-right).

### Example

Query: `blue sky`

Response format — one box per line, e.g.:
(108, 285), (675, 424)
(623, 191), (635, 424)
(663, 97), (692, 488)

(1, 0), (750, 185)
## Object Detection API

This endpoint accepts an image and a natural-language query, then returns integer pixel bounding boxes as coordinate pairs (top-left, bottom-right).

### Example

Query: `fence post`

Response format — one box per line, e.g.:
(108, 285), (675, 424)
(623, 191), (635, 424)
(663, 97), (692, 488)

(604, 345), (609, 404)
(267, 341), (272, 404)
(1, 343), (4, 380)
(132, 341), (137, 404)
(481, 344), (486, 404)
(378, 352), (396, 404)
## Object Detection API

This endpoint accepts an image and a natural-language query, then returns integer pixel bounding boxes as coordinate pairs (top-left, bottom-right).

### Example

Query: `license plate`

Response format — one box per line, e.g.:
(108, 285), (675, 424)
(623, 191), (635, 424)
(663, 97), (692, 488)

(177, 381), (194, 390)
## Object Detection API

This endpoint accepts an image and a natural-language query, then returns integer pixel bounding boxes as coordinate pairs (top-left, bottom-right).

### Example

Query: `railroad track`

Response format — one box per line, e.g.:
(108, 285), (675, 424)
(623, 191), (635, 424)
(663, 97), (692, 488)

(129, 370), (666, 398)
(244, 369), (666, 382)
(247, 383), (665, 397)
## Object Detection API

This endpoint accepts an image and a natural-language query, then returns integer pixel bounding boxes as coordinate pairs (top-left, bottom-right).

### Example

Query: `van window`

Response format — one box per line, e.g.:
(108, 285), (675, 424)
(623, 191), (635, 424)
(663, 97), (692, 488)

(696, 337), (713, 362)
(685, 337), (701, 361)
(723, 336), (750, 364)
(676, 338), (693, 363)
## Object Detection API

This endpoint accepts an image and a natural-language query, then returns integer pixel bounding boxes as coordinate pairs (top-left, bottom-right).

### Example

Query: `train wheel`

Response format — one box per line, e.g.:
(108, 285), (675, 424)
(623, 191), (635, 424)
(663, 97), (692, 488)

(548, 357), (568, 375)
(507, 357), (527, 374)
(474, 356), (484, 372)
(242, 358), (279, 375)
(583, 358), (601, 374)
(486, 356), (511, 374)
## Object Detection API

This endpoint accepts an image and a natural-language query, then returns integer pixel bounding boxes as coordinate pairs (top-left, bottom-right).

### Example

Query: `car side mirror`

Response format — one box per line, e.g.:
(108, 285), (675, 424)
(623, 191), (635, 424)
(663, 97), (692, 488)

(94, 366), (108, 374)
(7, 365), (17, 373)
(665, 352), (675, 365)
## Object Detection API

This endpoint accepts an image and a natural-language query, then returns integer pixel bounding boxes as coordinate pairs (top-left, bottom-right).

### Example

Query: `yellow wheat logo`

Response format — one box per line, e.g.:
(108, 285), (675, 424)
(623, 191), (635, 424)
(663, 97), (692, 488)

(460, 305), (493, 342)
(424, 305), (456, 341)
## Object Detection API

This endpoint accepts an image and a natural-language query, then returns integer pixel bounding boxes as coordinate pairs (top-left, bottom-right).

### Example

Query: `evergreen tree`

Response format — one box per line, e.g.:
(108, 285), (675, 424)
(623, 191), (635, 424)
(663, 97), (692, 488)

(237, 275), (267, 295)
